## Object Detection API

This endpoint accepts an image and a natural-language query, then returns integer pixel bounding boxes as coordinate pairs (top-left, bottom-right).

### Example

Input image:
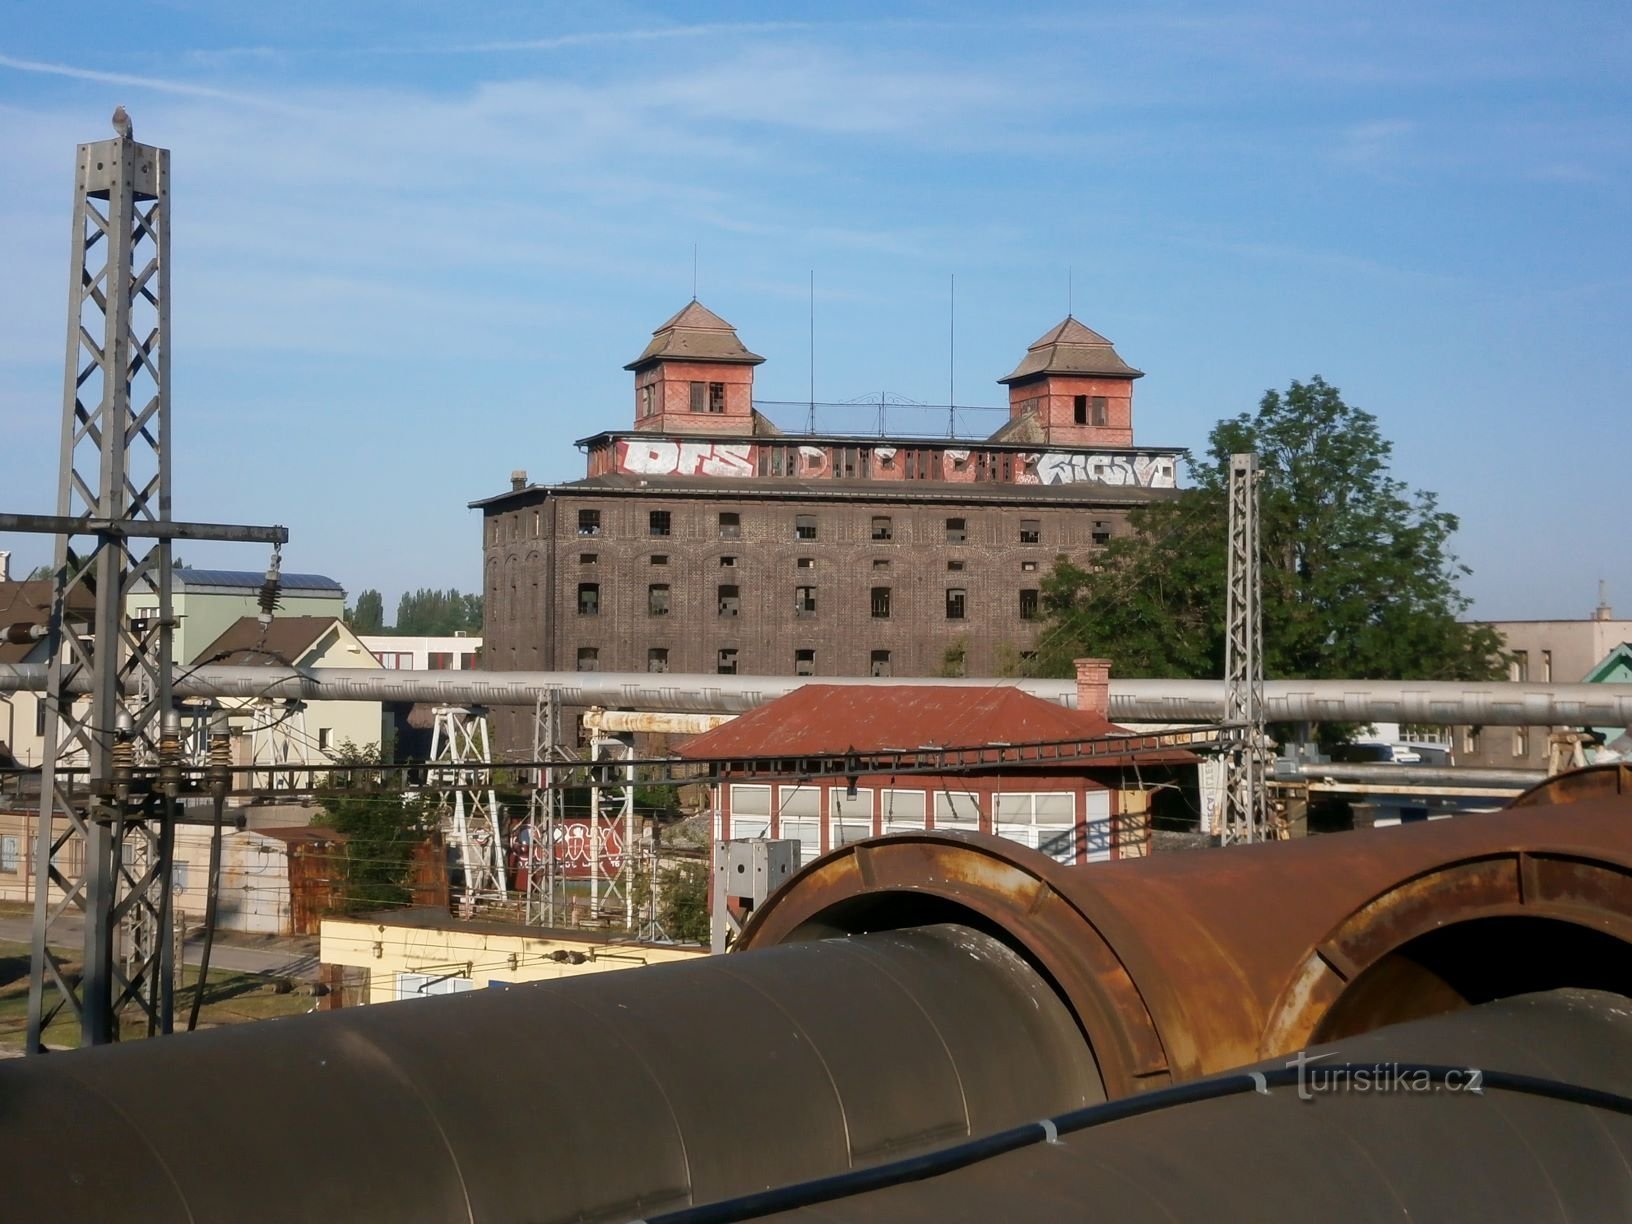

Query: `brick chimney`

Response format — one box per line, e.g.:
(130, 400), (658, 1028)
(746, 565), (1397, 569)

(1074, 657), (1111, 717)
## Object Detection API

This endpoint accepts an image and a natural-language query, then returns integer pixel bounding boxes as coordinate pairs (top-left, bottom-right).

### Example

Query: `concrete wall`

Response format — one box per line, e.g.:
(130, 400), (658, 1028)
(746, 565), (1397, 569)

(320, 914), (706, 1005)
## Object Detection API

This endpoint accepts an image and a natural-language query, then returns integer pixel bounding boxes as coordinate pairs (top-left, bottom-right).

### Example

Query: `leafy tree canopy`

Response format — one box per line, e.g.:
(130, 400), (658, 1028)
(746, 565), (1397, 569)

(317, 741), (432, 911)
(393, 587), (483, 636)
(345, 588), (386, 634)
(1031, 376), (1504, 685)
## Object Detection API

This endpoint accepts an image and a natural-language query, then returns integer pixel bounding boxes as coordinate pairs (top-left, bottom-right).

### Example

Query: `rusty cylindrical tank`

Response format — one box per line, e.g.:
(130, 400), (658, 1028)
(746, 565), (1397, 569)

(736, 795), (1632, 1096)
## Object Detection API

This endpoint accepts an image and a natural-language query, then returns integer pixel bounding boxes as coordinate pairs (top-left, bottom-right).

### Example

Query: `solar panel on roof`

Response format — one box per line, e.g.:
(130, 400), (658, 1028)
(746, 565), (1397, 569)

(175, 569), (342, 591)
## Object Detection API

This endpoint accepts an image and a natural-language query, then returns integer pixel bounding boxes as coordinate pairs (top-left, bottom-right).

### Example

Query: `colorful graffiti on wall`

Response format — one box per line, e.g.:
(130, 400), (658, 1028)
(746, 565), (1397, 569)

(1033, 452), (1177, 488)
(615, 439), (755, 478)
(514, 818), (625, 879)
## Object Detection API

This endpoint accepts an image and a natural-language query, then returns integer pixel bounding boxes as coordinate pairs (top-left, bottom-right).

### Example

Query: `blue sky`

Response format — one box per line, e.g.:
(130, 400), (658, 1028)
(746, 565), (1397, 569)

(1, 1), (1627, 623)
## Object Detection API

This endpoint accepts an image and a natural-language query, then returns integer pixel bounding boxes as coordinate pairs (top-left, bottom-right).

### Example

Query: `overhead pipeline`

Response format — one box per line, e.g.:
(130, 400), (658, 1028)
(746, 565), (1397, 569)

(3, 662), (1630, 726)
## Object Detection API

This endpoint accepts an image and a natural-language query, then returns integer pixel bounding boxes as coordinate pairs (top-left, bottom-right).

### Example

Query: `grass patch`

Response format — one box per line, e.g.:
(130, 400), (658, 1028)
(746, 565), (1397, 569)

(0, 939), (313, 1052)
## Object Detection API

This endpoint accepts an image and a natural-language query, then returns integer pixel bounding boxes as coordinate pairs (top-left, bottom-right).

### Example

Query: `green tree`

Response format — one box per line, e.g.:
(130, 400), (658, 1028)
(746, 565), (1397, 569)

(1032, 376), (1504, 686)
(656, 860), (710, 944)
(317, 742), (431, 911)
(346, 588), (385, 633)
(394, 587), (483, 635)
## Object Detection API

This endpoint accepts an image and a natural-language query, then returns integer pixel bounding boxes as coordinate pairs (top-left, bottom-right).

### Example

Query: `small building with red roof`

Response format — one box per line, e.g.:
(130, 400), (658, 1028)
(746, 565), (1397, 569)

(675, 660), (1195, 867)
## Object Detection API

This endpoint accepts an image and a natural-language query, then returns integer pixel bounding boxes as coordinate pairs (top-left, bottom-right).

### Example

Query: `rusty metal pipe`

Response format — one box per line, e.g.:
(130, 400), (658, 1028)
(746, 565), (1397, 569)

(1, 924), (1100, 1223)
(737, 795), (1632, 1095)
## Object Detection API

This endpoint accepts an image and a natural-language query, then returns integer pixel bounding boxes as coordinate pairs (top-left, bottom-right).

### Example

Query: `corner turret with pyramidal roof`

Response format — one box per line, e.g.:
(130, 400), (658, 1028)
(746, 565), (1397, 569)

(993, 316), (1142, 448)
(626, 300), (767, 437)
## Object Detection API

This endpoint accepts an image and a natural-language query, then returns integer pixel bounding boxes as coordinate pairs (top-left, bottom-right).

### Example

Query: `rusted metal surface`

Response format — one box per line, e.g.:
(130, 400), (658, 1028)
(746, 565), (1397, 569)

(1511, 761), (1632, 808)
(0, 924), (1099, 1223)
(738, 794), (1632, 1096)
(744, 989), (1632, 1224)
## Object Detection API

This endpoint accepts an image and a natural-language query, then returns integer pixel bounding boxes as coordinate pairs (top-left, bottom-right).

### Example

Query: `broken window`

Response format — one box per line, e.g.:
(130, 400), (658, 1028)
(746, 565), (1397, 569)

(871, 587), (892, 619)
(1021, 560), (1038, 572)
(709, 382), (726, 413)
(1019, 589), (1040, 620)
(1073, 394), (1088, 425)
(947, 559), (965, 572)
(640, 383), (656, 417)
(718, 511), (741, 539)
(577, 508), (601, 537)
(1091, 396), (1108, 426)
(870, 650), (892, 677)
(577, 583), (599, 615)
(717, 648), (738, 675)
(648, 584), (671, 616)
(720, 555), (737, 568)
(872, 558), (891, 571)
(945, 588), (967, 620)
(794, 649), (815, 676)
(718, 584), (740, 617)
(795, 514), (818, 541)
(796, 556), (815, 569)
(689, 382), (706, 413)
(945, 517), (966, 544)
(580, 552), (598, 566)
(1091, 521), (1111, 546)
(647, 647), (669, 673)
(1019, 518), (1041, 544)
(871, 516), (893, 541)
(576, 647), (599, 672)
(649, 509), (672, 537)
(794, 586), (817, 617)
(650, 554), (668, 566)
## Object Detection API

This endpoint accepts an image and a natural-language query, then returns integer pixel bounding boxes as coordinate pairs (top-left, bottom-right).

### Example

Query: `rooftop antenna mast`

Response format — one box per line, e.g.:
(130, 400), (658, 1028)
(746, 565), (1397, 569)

(807, 271), (815, 435)
(1068, 265), (1073, 317)
(947, 273), (956, 438)
(691, 244), (698, 301)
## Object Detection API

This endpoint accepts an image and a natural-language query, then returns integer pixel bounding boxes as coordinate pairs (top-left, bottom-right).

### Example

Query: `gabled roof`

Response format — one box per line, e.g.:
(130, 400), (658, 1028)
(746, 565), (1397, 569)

(999, 316), (1144, 385)
(175, 569), (343, 593)
(1585, 642), (1632, 685)
(624, 300), (766, 370)
(0, 579), (95, 664)
(191, 615), (343, 667)
(674, 684), (1193, 767)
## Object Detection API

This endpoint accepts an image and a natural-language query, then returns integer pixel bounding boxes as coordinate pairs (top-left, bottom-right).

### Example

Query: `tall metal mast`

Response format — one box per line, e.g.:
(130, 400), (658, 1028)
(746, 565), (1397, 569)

(17, 118), (286, 1050)
(1222, 452), (1266, 844)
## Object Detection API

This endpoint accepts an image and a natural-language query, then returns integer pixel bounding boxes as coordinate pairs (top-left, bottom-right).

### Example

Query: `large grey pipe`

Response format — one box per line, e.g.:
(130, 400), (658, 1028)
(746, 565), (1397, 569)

(2, 663), (1630, 726)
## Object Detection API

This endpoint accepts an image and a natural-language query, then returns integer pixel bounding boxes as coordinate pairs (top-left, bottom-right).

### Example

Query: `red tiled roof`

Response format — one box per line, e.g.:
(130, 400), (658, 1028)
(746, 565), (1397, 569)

(674, 684), (1192, 765)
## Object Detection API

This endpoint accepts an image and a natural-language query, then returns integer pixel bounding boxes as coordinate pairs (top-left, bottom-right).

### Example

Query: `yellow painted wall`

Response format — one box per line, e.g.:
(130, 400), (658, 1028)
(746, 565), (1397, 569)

(320, 915), (707, 1004)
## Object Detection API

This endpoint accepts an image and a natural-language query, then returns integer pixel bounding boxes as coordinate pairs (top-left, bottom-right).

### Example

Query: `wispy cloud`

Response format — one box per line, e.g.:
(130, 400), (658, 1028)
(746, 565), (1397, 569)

(0, 50), (300, 112)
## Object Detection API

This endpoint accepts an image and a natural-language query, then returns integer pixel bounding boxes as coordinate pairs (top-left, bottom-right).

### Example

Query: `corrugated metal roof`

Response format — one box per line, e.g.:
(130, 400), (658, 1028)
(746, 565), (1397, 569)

(176, 569), (343, 592)
(674, 684), (1191, 765)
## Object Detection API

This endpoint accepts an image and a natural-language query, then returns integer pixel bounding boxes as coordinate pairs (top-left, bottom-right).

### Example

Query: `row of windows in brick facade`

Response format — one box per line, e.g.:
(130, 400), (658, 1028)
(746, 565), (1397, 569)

(574, 553), (1045, 575)
(573, 581), (1040, 621)
(570, 644), (1013, 677)
(491, 507), (1111, 549)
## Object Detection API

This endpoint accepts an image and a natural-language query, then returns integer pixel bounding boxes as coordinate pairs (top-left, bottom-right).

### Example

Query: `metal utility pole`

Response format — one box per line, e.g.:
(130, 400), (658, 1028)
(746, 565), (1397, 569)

(1222, 452), (1267, 844)
(11, 118), (286, 1050)
(524, 691), (562, 926)
(427, 706), (507, 913)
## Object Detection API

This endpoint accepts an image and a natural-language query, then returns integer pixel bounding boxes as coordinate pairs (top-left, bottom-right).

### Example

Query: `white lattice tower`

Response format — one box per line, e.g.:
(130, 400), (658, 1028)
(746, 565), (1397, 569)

(248, 699), (311, 791)
(1222, 452), (1268, 844)
(588, 730), (636, 929)
(429, 706), (506, 910)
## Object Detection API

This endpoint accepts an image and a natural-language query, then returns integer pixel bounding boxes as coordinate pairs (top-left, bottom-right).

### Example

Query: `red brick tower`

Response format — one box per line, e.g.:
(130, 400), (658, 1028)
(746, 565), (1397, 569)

(625, 301), (766, 436)
(998, 317), (1142, 447)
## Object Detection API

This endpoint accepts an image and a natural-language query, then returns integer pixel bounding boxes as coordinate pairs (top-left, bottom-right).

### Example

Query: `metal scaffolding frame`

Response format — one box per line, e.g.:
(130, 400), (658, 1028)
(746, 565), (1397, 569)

(588, 729), (637, 929)
(523, 691), (575, 927)
(427, 705), (507, 911)
(246, 699), (312, 792)
(1222, 452), (1268, 844)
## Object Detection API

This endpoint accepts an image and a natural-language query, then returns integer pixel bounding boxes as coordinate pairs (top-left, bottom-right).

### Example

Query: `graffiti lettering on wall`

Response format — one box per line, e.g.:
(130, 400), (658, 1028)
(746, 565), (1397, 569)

(616, 439), (755, 478)
(515, 818), (625, 878)
(1035, 452), (1177, 488)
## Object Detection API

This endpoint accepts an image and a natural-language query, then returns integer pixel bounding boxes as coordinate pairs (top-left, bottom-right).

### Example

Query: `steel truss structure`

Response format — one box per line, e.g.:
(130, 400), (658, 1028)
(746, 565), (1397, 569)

(588, 729), (637, 928)
(523, 692), (576, 926)
(427, 706), (507, 911)
(7, 124), (287, 1051)
(247, 699), (313, 792)
(1222, 452), (1269, 844)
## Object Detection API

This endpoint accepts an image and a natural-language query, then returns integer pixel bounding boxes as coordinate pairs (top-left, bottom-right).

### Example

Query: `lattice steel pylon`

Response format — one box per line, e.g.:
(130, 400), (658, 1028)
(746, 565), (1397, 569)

(588, 729), (637, 929)
(524, 691), (573, 926)
(428, 706), (507, 911)
(1222, 452), (1268, 844)
(247, 699), (312, 791)
(24, 130), (179, 1049)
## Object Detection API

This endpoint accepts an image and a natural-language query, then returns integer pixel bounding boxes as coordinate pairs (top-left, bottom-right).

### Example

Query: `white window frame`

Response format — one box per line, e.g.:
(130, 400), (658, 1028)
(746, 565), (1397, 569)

(0, 834), (20, 873)
(880, 788), (927, 834)
(828, 787), (875, 848)
(932, 789), (981, 831)
(776, 784), (823, 863)
(993, 791), (1078, 864)
(729, 784), (772, 840)
(1083, 790), (1113, 862)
